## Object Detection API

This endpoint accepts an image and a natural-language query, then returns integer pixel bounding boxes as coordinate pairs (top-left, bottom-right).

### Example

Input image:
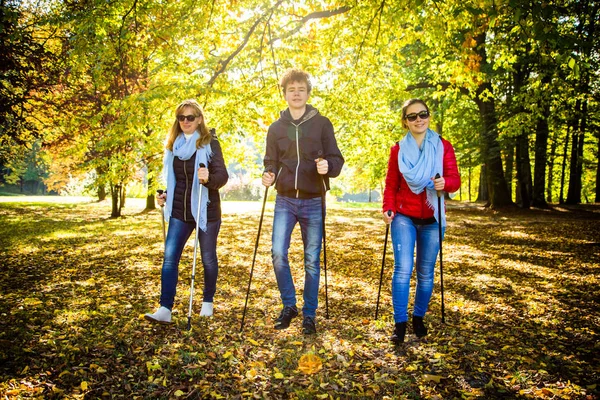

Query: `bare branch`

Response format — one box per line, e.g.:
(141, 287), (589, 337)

(355, 0), (385, 64)
(267, 6), (351, 45)
(206, 3), (351, 88)
(206, 0), (285, 87)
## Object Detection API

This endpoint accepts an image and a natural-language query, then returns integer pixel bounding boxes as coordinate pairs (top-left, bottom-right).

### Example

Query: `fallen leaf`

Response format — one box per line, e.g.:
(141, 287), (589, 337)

(298, 353), (323, 375)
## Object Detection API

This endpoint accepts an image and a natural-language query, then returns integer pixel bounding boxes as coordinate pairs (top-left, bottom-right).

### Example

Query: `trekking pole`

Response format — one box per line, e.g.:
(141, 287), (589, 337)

(157, 189), (166, 246)
(240, 167), (272, 332)
(375, 210), (392, 320)
(187, 163), (207, 331)
(435, 173), (446, 324)
(317, 151), (329, 319)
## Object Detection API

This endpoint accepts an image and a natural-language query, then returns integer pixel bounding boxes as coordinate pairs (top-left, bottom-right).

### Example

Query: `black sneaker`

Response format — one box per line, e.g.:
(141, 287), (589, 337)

(302, 316), (317, 335)
(390, 322), (407, 344)
(412, 315), (427, 337)
(274, 306), (298, 330)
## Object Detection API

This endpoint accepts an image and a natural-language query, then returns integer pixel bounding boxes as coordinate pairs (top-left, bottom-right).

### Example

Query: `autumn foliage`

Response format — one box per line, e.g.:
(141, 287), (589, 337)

(0, 198), (598, 399)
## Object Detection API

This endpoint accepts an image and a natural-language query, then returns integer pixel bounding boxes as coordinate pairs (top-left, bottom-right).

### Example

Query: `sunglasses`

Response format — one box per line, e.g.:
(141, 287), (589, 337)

(405, 111), (430, 122)
(177, 114), (199, 122)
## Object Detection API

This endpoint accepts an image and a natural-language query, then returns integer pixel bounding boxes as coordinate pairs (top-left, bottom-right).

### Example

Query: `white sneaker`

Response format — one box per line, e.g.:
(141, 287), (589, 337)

(144, 306), (172, 324)
(200, 302), (213, 317)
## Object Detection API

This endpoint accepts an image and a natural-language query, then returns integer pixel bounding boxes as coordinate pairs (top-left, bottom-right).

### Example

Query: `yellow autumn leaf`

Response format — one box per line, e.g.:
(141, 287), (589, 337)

(291, 341), (303, 346)
(298, 353), (323, 375)
(247, 338), (260, 346)
(246, 368), (258, 379)
(274, 372), (284, 379)
(81, 381), (88, 390)
(223, 351), (232, 359)
(316, 394), (329, 399)
(423, 374), (442, 383)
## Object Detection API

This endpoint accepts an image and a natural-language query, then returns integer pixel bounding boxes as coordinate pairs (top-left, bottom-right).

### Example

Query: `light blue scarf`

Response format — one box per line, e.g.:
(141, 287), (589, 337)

(398, 128), (446, 227)
(163, 131), (212, 231)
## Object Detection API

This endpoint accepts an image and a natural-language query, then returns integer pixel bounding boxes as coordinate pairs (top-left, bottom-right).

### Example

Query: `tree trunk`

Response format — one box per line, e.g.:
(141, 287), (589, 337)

(120, 185), (126, 209)
(505, 138), (514, 199)
(472, 31), (512, 208)
(476, 164), (488, 203)
(111, 184), (122, 218)
(516, 131), (532, 209)
(595, 131), (600, 203)
(468, 162), (472, 202)
(145, 167), (157, 211)
(566, 99), (586, 204)
(475, 91), (512, 208)
(532, 113), (549, 208)
(547, 131), (558, 203)
(98, 185), (106, 201)
(559, 125), (571, 204)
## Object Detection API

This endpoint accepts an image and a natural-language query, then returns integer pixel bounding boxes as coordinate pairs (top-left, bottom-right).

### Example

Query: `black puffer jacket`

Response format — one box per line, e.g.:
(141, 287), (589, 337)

(264, 105), (344, 199)
(171, 133), (228, 222)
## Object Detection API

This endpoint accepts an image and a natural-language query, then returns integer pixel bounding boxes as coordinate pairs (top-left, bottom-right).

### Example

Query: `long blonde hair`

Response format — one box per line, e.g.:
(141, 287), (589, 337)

(166, 99), (212, 151)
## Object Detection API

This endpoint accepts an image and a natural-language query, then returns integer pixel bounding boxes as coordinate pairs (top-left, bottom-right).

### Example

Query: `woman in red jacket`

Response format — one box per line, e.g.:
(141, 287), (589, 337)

(382, 98), (460, 344)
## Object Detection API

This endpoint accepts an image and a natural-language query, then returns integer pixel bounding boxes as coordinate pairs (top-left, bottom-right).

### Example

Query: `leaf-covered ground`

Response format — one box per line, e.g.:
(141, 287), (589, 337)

(0, 198), (598, 399)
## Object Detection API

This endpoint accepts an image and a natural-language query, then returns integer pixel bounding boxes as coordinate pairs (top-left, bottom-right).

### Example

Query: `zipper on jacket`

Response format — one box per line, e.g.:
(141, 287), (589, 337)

(294, 124), (300, 196)
(289, 109), (318, 198)
(184, 159), (189, 221)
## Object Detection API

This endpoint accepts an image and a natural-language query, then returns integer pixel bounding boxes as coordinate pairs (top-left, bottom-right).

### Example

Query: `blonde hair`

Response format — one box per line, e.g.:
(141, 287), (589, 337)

(166, 99), (211, 150)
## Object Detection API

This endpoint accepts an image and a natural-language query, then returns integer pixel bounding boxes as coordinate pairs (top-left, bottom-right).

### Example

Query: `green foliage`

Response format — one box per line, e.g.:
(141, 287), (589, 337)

(3, 0), (599, 208)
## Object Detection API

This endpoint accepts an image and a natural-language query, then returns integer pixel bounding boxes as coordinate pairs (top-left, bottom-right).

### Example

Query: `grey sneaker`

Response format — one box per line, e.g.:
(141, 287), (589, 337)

(274, 306), (298, 330)
(302, 316), (317, 335)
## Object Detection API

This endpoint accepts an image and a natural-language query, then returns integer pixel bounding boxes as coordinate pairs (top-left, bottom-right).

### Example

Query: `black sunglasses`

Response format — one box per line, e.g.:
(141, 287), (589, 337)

(405, 110), (430, 122)
(177, 114), (199, 122)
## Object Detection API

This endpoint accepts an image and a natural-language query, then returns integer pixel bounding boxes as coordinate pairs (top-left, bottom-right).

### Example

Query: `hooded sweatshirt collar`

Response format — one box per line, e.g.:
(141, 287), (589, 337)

(280, 104), (319, 125)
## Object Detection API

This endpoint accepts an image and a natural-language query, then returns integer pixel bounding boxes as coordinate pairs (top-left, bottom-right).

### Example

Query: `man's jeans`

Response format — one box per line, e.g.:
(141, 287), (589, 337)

(271, 195), (323, 318)
(160, 217), (221, 310)
(390, 213), (444, 323)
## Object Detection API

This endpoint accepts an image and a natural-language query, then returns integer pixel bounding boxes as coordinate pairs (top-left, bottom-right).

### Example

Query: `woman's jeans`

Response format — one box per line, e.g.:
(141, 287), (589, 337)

(160, 217), (221, 310)
(271, 195), (323, 318)
(390, 213), (444, 323)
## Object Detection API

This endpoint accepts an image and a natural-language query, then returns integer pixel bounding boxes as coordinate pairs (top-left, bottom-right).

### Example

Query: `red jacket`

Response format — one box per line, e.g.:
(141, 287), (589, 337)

(382, 139), (461, 219)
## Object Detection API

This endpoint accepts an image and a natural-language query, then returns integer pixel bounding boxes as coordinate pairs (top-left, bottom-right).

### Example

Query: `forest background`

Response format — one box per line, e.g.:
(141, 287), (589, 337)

(1, 0), (599, 213)
(1, 1), (600, 399)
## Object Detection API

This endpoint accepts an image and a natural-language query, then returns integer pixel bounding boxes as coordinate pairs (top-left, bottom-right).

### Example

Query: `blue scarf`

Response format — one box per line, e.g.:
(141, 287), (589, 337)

(398, 128), (446, 227)
(163, 131), (212, 231)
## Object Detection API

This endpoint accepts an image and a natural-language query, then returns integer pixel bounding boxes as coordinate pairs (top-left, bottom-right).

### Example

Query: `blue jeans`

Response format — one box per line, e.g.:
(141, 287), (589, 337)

(271, 195), (323, 318)
(160, 217), (221, 310)
(390, 213), (444, 323)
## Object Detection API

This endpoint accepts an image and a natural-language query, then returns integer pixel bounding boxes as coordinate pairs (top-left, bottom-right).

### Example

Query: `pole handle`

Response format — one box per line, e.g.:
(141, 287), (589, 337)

(434, 173), (442, 197)
(199, 163), (207, 184)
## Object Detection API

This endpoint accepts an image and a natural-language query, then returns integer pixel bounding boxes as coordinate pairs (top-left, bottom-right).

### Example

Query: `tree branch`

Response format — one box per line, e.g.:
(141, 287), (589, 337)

(406, 81), (470, 96)
(355, 0), (385, 64)
(206, 0), (285, 87)
(266, 6), (351, 45)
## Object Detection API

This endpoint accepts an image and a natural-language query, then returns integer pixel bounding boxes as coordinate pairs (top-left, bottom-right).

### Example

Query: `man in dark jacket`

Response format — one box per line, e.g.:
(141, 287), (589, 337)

(262, 69), (344, 334)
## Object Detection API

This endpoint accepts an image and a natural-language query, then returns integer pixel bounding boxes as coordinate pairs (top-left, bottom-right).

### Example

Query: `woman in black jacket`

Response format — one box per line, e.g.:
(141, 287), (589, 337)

(145, 99), (228, 324)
